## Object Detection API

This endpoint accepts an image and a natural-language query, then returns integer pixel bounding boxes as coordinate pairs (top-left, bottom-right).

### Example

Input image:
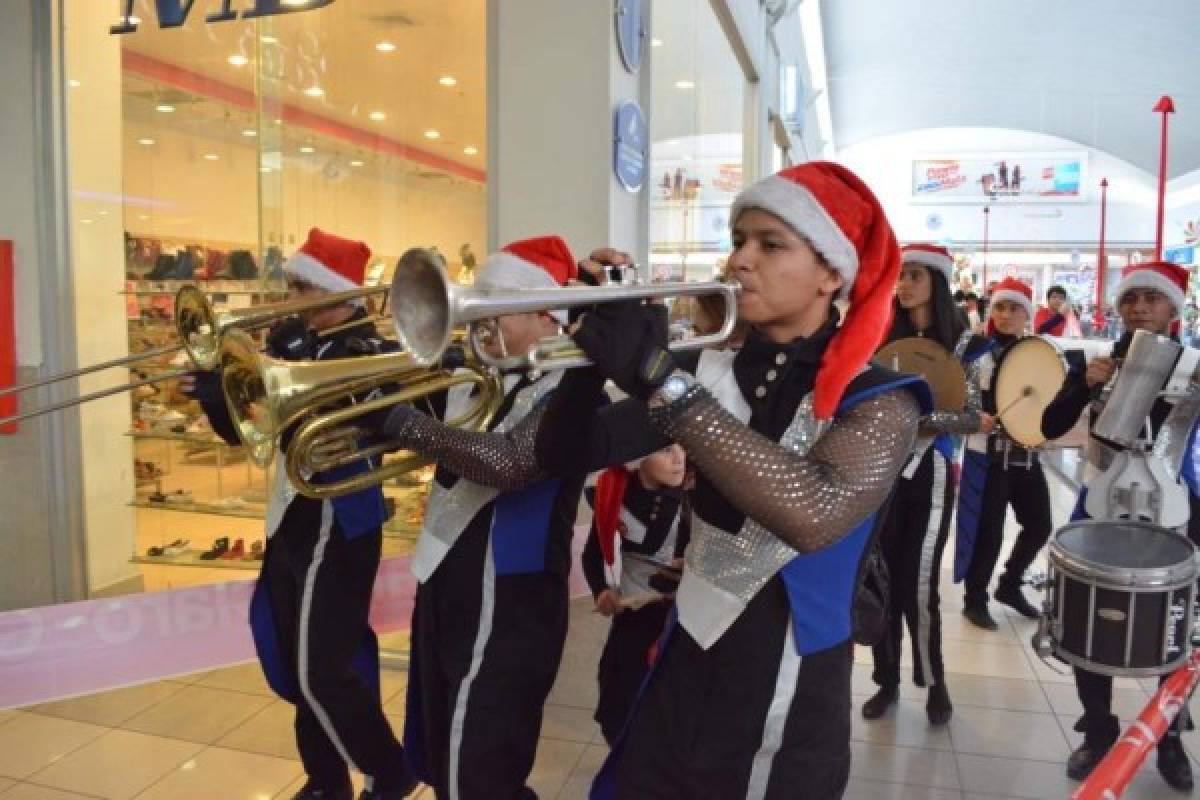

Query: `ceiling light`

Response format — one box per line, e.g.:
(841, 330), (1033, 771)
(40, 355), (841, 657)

(369, 111), (387, 122)
(156, 104), (176, 113)
(375, 41), (397, 53)
(81, 219), (93, 225)
(203, 153), (219, 161)
(137, 137), (156, 146)
(303, 86), (324, 98)
(68, 79), (81, 88)
(260, 35), (278, 44)
(260, 166), (273, 173)
(138, 214), (150, 221)
(675, 80), (695, 90)
(227, 54), (249, 67)
(300, 146), (315, 154)
(463, 146), (478, 156)
(242, 129), (258, 137)
(350, 160), (365, 167)
(424, 129), (441, 140)
(438, 75), (457, 87)
(98, 210), (109, 216)
(651, 38), (663, 47)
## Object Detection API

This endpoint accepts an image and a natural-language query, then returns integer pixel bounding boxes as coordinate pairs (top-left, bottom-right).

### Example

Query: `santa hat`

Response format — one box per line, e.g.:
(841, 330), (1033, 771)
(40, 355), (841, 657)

(901, 243), (954, 287)
(591, 466), (630, 567)
(988, 277), (1035, 321)
(1113, 260), (1188, 318)
(476, 235), (577, 325)
(730, 161), (901, 420)
(283, 228), (371, 295)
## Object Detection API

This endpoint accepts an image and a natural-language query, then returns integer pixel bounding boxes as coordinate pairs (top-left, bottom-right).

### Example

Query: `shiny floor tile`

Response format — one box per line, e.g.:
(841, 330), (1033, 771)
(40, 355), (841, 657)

(133, 747), (302, 800)
(950, 706), (1070, 762)
(121, 684), (272, 744)
(26, 729), (201, 799)
(0, 714), (107, 780)
(193, 662), (274, 696)
(0, 785), (101, 800)
(526, 737), (586, 799)
(29, 682), (183, 728)
(842, 777), (963, 799)
(539, 703), (602, 744)
(215, 702), (300, 761)
(849, 741), (961, 789)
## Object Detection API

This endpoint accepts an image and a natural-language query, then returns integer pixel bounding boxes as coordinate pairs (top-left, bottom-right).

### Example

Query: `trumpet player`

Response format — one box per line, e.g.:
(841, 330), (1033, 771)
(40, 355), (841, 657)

(184, 228), (415, 800)
(377, 236), (587, 800)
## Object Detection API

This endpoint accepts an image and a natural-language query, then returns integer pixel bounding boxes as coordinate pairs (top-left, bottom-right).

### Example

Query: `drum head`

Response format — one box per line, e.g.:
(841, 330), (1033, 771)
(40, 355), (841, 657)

(995, 336), (1067, 447)
(874, 337), (966, 411)
(1052, 520), (1198, 586)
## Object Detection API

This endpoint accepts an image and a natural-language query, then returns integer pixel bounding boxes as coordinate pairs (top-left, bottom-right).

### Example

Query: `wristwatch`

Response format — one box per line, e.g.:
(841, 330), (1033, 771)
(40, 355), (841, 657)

(652, 370), (696, 407)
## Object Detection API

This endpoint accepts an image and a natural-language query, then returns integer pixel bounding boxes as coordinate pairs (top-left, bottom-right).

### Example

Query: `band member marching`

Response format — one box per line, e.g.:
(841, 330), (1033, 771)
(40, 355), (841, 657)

(377, 236), (586, 800)
(582, 444), (690, 745)
(1041, 260), (1200, 790)
(955, 276), (1054, 630)
(862, 244), (979, 726)
(184, 228), (416, 800)
(538, 162), (930, 798)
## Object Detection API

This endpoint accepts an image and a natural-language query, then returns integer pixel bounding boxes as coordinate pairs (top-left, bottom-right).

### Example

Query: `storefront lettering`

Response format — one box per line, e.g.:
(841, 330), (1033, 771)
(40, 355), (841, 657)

(110, 0), (335, 35)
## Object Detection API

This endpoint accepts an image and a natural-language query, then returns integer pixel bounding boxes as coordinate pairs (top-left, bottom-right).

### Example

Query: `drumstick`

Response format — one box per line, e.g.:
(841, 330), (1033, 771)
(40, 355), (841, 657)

(997, 386), (1035, 419)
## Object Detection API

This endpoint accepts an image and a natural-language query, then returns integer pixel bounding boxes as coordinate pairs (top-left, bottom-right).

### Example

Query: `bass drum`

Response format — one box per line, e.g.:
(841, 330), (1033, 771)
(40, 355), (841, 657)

(874, 337), (966, 412)
(994, 335), (1068, 447)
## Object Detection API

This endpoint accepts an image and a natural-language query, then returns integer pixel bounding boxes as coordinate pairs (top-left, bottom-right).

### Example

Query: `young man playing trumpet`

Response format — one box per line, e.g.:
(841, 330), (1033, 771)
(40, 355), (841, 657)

(184, 228), (415, 800)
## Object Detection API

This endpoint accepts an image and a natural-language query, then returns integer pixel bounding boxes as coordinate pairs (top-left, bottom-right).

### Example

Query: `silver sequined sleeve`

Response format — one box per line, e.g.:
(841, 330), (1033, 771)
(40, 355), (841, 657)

(654, 388), (920, 554)
(922, 356), (983, 434)
(389, 406), (545, 491)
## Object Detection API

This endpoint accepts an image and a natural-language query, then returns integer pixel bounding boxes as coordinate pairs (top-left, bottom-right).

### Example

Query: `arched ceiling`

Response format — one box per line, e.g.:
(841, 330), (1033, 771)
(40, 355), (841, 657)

(821, 0), (1200, 178)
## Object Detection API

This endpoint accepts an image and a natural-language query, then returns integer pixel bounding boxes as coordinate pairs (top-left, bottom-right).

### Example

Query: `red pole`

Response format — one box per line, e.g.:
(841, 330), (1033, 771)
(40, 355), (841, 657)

(0, 240), (16, 435)
(1094, 178), (1108, 331)
(982, 206), (991, 289)
(1153, 95), (1176, 260)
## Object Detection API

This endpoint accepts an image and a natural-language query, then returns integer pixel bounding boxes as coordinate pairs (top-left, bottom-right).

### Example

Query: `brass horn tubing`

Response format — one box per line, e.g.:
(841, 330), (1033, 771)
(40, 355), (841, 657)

(286, 369), (502, 499)
(0, 343), (185, 399)
(0, 368), (191, 426)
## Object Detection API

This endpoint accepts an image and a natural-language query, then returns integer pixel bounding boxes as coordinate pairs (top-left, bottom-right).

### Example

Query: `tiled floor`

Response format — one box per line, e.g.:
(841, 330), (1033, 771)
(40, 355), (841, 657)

(3, 470), (1199, 798)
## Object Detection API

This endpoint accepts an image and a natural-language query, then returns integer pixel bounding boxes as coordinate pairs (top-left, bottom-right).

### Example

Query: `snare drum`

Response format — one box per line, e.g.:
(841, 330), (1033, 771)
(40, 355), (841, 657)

(1041, 520), (1197, 677)
(995, 335), (1068, 447)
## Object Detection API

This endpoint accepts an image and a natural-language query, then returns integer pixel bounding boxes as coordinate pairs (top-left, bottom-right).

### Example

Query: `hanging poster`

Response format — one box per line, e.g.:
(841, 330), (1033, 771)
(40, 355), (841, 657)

(912, 153), (1088, 204)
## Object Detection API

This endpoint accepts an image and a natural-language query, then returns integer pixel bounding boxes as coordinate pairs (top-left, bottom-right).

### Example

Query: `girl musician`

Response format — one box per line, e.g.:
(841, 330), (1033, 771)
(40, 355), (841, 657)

(956, 277), (1054, 631)
(862, 244), (977, 726)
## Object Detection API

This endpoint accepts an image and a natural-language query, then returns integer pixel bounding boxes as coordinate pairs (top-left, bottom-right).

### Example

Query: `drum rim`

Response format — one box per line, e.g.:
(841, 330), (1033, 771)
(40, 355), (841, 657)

(1049, 643), (1193, 679)
(1048, 520), (1199, 588)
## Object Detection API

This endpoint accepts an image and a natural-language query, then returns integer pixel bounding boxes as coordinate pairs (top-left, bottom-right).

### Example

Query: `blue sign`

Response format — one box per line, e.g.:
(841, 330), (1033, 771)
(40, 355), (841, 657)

(111, 0), (334, 34)
(614, 0), (645, 73)
(614, 101), (647, 193)
(1165, 245), (1196, 266)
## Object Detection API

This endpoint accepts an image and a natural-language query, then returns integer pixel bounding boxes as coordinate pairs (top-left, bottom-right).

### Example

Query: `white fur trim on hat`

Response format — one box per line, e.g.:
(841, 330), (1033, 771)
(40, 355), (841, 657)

(989, 288), (1034, 321)
(902, 249), (954, 287)
(476, 252), (567, 325)
(284, 251), (360, 294)
(1114, 270), (1186, 319)
(731, 174), (859, 297)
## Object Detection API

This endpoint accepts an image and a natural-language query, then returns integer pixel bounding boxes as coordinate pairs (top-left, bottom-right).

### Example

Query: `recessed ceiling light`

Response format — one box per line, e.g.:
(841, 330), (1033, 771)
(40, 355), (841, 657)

(369, 111), (387, 122)
(303, 86), (324, 98)
(243, 129), (258, 137)
(675, 80), (695, 90)
(68, 79), (81, 88)
(137, 137), (156, 146)
(438, 75), (457, 87)
(260, 166), (273, 173)
(273, 119), (282, 125)
(375, 41), (397, 53)
(227, 54), (249, 67)
(156, 104), (176, 113)
(424, 129), (441, 140)
(350, 160), (365, 167)
(463, 146), (478, 156)
(81, 219), (93, 225)
(138, 214), (150, 221)
(98, 210), (109, 216)
(651, 38), (664, 47)
(203, 153), (219, 161)
(260, 35), (278, 44)
(300, 146), (315, 154)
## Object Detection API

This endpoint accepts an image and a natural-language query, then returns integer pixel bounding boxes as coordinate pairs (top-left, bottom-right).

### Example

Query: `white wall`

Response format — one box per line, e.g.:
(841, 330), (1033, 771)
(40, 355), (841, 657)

(838, 128), (1160, 247)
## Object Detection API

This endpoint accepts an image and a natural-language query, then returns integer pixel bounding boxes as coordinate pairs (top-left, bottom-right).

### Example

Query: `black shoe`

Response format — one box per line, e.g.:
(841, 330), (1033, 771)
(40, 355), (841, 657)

(862, 685), (898, 720)
(292, 783), (353, 800)
(1067, 740), (1113, 781)
(358, 772), (420, 800)
(963, 604), (999, 631)
(995, 583), (1040, 619)
(926, 683), (953, 726)
(1158, 735), (1195, 792)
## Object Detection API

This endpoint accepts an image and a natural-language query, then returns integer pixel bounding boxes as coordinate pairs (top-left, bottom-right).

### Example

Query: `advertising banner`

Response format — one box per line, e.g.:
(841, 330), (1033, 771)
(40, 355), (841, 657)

(912, 153), (1088, 204)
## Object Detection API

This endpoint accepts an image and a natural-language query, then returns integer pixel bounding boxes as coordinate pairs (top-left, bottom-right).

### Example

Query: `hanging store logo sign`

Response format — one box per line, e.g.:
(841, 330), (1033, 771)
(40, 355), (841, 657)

(110, 0), (335, 35)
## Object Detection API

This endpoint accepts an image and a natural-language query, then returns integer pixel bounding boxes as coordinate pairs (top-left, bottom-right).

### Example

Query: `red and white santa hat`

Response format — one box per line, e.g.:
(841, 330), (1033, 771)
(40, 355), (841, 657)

(988, 276), (1035, 320)
(476, 235), (578, 324)
(284, 227), (371, 295)
(1113, 260), (1189, 318)
(730, 161), (902, 420)
(901, 243), (955, 287)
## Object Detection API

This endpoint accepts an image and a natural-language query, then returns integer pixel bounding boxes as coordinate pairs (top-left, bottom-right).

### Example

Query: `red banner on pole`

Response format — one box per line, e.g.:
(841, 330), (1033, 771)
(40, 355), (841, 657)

(0, 240), (16, 434)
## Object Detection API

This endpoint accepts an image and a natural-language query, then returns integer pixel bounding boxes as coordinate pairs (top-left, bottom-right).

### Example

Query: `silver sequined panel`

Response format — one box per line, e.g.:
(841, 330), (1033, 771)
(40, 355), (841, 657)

(924, 331), (981, 435)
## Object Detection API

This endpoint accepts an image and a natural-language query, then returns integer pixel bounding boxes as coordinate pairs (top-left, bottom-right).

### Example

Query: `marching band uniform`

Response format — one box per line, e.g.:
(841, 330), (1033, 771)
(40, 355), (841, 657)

(1041, 261), (1200, 790)
(955, 277), (1054, 630)
(188, 229), (413, 800)
(538, 163), (929, 799)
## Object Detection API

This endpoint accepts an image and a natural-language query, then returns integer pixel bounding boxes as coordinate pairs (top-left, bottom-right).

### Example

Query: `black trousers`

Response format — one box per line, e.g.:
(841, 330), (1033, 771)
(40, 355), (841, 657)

(964, 458), (1053, 608)
(612, 580), (851, 799)
(595, 600), (671, 745)
(406, 522), (568, 800)
(872, 450), (953, 689)
(263, 500), (409, 791)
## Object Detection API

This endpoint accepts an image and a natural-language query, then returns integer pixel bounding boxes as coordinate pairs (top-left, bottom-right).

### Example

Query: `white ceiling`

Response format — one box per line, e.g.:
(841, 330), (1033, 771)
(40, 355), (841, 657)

(821, 0), (1200, 179)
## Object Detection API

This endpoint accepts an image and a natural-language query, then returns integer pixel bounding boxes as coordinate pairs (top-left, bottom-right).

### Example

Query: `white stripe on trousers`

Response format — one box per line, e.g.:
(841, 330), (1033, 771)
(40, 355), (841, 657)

(915, 455), (949, 686)
(448, 533), (497, 800)
(297, 501), (362, 773)
(745, 618), (802, 799)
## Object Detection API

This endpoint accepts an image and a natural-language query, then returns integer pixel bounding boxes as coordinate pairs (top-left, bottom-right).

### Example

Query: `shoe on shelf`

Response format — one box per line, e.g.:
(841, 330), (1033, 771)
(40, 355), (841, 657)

(861, 685), (898, 720)
(221, 538), (246, 560)
(199, 537), (230, 561)
(163, 539), (189, 556)
(995, 582), (1041, 620)
(163, 489), (194, 505)
(291, 782), (353, 800)
(245, 540), (265, 561)
(962, 604), (999, 631)
(146, 546), (165, 557)
(1067, 739), (1115, 781)
(148, 491), (168, 503)
(1158, 735), (1194, 792)
(926, 683), (953, 726)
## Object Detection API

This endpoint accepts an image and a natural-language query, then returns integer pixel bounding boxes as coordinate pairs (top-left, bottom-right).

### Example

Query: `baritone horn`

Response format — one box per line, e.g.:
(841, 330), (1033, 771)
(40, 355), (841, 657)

(389, 248), (741, 371)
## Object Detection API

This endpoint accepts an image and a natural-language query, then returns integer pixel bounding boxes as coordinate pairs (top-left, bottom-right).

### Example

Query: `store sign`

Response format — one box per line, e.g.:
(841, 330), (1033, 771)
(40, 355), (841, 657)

(614, 101), (648, 193)
(110, 0), (335, 35)
(911, 152), (1088, 204)
(614, 0), (645, 73)
(1165, 245), (1196, 266)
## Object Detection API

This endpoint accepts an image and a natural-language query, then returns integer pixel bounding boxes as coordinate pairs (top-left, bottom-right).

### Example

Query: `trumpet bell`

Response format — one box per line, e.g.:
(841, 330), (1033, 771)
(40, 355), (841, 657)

(391, 248), (454, 366)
